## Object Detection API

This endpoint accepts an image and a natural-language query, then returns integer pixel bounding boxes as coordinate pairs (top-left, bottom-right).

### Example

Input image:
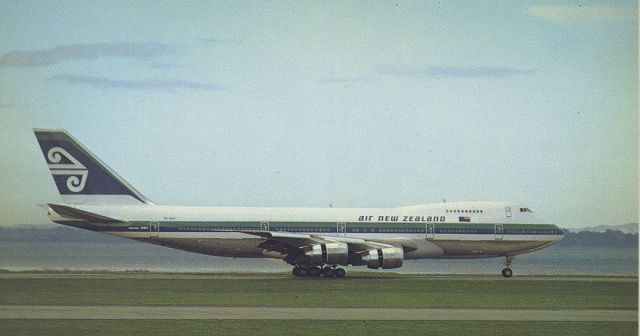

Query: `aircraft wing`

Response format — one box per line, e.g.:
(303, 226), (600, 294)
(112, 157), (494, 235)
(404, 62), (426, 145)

(216, 229), (417, 261)
(224, 230), (326, 249)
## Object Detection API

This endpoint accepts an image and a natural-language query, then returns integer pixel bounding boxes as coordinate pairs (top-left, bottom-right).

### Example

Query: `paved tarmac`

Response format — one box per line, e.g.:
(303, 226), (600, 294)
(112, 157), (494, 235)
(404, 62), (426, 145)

(0, 273), (636, 282)
(0, 306), (636, 322)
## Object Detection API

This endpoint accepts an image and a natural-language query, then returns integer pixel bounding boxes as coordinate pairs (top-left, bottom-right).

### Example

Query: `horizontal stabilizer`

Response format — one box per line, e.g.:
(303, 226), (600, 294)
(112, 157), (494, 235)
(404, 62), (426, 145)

(48, 203), (127, 223)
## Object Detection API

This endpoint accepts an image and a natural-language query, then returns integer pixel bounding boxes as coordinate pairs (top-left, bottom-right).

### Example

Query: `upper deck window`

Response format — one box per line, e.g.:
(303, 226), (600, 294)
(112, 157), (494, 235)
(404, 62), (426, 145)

(446, 209), (484, 213)
(520, 208), (533, 213)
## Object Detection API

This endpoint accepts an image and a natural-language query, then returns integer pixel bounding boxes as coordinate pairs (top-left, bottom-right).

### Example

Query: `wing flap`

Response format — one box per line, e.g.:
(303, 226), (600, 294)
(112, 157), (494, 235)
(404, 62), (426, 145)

(212, 229), (323, 247)
(219, 230), (417, 254)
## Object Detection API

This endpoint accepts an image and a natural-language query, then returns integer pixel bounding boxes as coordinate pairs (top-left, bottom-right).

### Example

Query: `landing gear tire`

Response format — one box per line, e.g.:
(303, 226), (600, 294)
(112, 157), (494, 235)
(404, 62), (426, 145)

(292, 266), (307, 277)
(309, 266), (322, 277)
(502, 255), (515, 278)
(334, 268), (346, 277)
(322, 267), (335, 277)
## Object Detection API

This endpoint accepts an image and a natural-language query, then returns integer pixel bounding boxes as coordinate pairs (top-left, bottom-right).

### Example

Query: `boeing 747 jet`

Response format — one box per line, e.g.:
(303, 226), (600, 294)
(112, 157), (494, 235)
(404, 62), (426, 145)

(35, 129), (564, 277)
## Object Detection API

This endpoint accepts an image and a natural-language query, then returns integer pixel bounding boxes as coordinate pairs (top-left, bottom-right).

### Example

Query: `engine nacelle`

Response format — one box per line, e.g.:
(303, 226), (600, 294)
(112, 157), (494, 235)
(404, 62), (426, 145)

(304, 242), (349, 265)
(361, 247), (404, 269)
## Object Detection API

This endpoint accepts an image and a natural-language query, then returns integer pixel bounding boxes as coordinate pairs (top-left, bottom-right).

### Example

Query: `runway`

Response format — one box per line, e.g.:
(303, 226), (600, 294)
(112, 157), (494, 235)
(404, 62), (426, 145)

(0, 272), (636, 282)
(1, 306), (636, 322)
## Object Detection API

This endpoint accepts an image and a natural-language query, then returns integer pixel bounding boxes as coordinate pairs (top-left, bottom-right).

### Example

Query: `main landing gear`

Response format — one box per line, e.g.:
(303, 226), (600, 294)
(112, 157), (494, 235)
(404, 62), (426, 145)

(292, 265), (346, 278)
(501, 255), (514, 278)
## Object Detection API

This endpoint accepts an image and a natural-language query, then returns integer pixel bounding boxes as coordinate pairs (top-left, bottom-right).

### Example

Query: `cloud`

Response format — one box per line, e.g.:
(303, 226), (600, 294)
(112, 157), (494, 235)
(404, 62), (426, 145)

(528, 5), (634, 22)
(317, 65), (533, 84)
(0, 42), (178, 67)
(386, 65), (535, 79)
(48, 74), (224, 91)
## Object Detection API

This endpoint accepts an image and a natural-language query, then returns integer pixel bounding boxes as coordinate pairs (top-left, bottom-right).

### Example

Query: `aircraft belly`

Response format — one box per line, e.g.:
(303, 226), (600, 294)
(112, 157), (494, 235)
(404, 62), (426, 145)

(142, 237), (272, 258)
(429, 240), (556, 257)
(402, 240), (445, 259)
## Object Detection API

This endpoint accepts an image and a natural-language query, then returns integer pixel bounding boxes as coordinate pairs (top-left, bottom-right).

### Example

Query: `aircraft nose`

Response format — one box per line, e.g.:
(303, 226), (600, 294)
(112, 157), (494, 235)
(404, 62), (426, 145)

(553, 224), (565, 240)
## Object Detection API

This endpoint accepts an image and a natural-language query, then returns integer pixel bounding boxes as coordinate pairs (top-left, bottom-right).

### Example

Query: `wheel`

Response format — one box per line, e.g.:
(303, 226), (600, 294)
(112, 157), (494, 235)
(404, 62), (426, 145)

(293, 266), (308, 277)
(292, 266), (306, 276)
(322, 267), (335, 277)
(334, 268), (346, 277)
(309, 266), (322, 277)
(501, 268), (513, 278)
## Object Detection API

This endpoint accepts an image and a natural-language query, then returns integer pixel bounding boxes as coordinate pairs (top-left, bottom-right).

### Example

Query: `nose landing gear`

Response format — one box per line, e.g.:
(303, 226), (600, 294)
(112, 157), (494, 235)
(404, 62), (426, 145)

(501, 255), (514, 278)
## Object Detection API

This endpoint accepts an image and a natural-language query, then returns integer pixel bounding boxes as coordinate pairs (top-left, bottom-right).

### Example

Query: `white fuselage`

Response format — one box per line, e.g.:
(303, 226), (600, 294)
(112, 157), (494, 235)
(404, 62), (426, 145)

(49, 200), (564, 261)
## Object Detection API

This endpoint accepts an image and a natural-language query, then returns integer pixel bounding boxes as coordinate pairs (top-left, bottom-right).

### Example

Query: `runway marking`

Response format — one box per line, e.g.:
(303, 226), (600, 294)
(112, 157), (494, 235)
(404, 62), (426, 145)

(0, 306), (636, 322)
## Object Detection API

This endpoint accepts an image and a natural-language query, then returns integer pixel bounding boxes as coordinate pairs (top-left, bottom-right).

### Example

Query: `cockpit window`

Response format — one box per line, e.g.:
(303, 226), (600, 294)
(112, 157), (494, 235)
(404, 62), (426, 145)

(519, 208), (533, 213)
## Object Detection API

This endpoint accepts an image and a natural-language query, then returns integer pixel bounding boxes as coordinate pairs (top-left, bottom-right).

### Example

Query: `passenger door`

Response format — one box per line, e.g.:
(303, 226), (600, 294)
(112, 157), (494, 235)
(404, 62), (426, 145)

(495, 224), (503, 240)
(505, 207), (512, 218)
(260, 221), (270, 231)
(426, 223), (434, 239)
(150, 221), (160, 238)
(337, 222), (346, 237)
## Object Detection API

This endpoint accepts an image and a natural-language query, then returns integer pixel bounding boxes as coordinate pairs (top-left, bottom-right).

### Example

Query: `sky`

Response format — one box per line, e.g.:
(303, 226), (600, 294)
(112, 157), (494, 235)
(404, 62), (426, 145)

(0, 1), (637, 229)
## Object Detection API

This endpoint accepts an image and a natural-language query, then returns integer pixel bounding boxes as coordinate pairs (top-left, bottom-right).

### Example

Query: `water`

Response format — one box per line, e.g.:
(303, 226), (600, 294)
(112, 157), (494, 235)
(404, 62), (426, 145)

(1, 240), (636, 276)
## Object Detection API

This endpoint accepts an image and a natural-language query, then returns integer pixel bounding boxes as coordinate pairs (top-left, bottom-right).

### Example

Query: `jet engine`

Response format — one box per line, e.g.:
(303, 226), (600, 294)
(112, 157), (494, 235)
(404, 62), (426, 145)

(304, 242), (349, 265)
(361, 247), (404, 269)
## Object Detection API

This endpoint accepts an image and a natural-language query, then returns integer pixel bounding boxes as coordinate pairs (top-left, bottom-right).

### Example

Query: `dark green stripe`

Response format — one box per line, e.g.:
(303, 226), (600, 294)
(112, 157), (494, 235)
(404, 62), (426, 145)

(126, 221), (558, 230)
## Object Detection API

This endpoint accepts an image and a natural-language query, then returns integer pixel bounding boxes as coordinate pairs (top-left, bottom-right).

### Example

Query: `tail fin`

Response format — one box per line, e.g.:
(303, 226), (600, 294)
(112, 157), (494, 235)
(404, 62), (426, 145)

(34, 129), (151, 205)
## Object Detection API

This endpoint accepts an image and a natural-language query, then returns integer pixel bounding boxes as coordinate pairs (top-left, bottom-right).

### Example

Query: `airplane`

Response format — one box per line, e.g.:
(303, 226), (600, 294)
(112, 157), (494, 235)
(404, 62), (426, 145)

(34, 128), (564, 278)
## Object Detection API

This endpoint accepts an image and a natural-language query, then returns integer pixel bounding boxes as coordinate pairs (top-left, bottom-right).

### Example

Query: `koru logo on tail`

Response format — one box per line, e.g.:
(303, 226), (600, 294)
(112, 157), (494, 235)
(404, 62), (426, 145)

(47, 147), (88, 192)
